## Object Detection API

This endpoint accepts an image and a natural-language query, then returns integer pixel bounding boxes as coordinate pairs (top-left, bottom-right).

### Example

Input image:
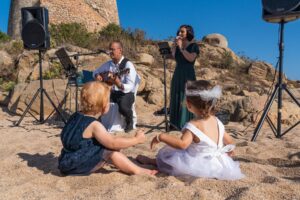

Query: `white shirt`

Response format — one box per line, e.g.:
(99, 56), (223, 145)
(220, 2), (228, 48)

(93, 56), (140, 93)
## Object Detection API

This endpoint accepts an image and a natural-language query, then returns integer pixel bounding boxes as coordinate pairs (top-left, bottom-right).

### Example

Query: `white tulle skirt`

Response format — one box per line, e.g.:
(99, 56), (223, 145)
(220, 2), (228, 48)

(156, 145), (245, 180)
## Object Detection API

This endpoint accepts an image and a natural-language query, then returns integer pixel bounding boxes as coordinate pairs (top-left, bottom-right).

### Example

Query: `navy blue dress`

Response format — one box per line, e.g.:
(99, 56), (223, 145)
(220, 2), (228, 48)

(58, 112), (106, 175)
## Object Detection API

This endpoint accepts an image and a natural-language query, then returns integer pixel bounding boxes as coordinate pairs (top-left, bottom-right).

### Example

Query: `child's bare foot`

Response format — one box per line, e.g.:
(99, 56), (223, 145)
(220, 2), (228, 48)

(136, 168), (158, 176)
(136, 155), (157, 166)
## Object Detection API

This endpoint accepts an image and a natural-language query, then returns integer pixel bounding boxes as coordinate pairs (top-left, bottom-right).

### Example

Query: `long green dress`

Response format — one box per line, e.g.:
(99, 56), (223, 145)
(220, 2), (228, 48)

(170, 43), (200, 129)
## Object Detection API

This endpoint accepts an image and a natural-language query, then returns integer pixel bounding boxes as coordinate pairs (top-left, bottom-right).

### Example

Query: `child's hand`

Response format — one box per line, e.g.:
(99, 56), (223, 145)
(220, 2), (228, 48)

(150, 134), (160, 150)
(95, 74), (103, 82)
(227, 150), (235, 157)
(135, 129), (146, 144)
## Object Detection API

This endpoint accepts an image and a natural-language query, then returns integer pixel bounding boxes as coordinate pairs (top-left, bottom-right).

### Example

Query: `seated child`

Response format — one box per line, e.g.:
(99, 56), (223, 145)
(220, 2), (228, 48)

(138, 80), (244, 180)
(58, 81), (157, 175)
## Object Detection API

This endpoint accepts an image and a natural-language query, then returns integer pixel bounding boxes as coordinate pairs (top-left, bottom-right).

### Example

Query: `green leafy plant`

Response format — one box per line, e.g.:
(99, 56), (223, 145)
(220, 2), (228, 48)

(50, 23), (96, 48)
(97, 23), (150, 58)
(99, 23), (123, 39)
(1, 81), (16, 92)
(0, 31), (10, 43)
(6, 40), (23, 55)
(219, 51), (234, 69)
(43, 62), (63, 79)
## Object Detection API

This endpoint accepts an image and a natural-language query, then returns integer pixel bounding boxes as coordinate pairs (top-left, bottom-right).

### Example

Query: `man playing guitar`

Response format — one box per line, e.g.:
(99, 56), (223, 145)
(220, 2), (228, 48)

(93, 40), (140, 132)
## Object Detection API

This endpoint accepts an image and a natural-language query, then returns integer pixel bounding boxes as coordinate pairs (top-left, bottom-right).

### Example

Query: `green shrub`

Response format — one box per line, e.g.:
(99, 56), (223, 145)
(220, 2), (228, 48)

(1, 81), (16, 92)
(219, 51), (234, 69)
(43, 61), (63, 80)
(6, 40), (24, 55)
(49, 22), (150, 60)
(97, 23), (149, 58)
(0, 31), (10, 43)
(50, 23), (97, 48)
(99, 23), (123, 39)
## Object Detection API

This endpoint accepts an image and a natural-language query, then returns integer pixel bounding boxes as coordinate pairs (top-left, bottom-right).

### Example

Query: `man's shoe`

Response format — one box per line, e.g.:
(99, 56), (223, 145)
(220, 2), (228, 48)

(125, 126), (133, 133)
(154, 107), (170, 115)
(125, 122), (133, 133)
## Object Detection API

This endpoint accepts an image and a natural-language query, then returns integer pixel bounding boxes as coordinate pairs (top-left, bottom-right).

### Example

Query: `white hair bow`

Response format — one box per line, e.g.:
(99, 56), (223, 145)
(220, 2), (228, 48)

(185, 85), (222, 101)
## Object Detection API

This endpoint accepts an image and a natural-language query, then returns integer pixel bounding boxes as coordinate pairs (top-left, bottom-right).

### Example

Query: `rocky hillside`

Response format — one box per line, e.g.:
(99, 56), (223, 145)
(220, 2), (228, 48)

(8, 0), (119, 39)
(0, 34), (299, 126)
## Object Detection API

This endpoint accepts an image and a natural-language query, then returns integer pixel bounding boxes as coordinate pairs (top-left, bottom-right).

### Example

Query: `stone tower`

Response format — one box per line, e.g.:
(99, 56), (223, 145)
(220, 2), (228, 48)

(8, 0), (119, 39)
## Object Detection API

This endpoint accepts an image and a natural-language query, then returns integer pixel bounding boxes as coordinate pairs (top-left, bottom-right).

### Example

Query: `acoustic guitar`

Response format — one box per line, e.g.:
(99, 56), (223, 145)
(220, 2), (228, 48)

(95, 68), (130, 85)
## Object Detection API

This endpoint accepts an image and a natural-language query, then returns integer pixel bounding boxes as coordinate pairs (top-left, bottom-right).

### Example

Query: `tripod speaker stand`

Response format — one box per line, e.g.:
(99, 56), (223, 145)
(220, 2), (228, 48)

(15, 6), (66, 126)
(251, 21), (300, 141)
(15, 50), (67, 126)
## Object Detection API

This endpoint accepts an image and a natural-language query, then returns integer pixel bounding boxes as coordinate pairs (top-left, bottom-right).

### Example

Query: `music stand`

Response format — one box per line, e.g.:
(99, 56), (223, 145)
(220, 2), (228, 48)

(251, 21), (300, 141)
(55, 48), (80, 112)
(145, 42), (173, 134)
(53, 48), (108, 113)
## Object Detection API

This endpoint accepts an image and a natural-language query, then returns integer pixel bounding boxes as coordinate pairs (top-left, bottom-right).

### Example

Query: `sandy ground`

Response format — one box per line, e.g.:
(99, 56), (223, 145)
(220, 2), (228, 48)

(0, 106), (299, 200)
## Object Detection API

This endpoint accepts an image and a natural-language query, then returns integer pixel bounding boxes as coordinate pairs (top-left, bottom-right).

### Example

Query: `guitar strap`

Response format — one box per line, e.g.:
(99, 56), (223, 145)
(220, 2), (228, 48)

(118, 58), (129, 71)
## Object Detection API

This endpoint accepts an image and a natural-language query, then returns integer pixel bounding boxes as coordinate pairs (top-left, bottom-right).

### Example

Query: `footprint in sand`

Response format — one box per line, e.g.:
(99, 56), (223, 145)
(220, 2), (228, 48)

(262, 176), (279, 184)
(236, 141), (249, 147)
(55, 179), (71, 192)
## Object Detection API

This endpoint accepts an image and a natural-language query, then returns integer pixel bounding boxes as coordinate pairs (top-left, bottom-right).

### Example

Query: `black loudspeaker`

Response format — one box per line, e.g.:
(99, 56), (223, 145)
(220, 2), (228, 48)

(262, 0), (300, 23)
(21, 7), (50, 50)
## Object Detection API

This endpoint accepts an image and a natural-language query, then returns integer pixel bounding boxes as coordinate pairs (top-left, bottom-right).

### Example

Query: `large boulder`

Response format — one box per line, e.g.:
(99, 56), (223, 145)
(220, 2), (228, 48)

(30, 60), (51, 81)
(136, 53), (154, 66)
(8, 79), (68, 116)
(143, 74), (165, 107)
(196, 67), (219, 80)
(198, 42), (246, 68)
(220, 92), (300, 126)
(16, 51), (36, 83)
(0, 50), (15, 79)
(282, 88), (300, 102)
(202, 33), (228, 48)
(0, 91), (10, 106)
(248, 61), (275, 80)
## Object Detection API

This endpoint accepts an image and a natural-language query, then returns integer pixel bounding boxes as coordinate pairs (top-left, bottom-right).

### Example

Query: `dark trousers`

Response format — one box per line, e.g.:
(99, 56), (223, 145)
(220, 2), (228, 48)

(111, 91), (135, 128)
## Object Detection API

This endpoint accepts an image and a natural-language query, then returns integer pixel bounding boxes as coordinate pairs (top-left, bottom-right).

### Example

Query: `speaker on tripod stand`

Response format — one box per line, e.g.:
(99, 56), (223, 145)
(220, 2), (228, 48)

(15, 7), (66, 126)
(251, 0), (300, 141)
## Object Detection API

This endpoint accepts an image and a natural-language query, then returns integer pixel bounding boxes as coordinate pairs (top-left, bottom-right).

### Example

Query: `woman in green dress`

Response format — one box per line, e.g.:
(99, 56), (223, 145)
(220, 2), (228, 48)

(170, 25), (200, 129)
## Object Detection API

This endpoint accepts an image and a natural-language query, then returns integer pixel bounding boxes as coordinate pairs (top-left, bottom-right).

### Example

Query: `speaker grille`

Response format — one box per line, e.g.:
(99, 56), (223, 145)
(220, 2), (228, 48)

(21, 7), (49, 50)
(22, 21), (46, 48)
(263, 0), (300, 14)
(262, 0), (300, 23)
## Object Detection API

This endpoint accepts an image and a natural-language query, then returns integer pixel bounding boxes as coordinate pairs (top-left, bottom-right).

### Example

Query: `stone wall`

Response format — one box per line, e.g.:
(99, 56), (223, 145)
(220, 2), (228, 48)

(8, 0), (119, 39)
(7, 0), (40, 39)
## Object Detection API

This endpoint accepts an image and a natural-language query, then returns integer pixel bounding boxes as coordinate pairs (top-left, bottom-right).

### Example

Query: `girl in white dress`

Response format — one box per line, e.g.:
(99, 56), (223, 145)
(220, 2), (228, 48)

(138, 80), (244, 180)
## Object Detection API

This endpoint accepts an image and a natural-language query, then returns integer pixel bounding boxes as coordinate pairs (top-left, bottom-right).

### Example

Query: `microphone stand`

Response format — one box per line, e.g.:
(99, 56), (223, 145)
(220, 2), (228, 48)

(145, 43), (175, 134)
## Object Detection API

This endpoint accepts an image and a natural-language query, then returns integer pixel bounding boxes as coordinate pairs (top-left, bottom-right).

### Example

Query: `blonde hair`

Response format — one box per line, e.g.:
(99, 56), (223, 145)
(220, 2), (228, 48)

(80, 81), (110, 115)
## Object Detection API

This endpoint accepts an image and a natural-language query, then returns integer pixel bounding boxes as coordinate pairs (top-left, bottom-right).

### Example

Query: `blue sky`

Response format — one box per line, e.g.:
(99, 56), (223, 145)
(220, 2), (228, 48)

(1, 0), (299, 80)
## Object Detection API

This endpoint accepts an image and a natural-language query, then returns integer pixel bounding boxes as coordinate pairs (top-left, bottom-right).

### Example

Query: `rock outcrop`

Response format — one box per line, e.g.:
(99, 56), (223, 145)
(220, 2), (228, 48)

(202, 33), (228, 48)
(8, 0), (119, 39)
